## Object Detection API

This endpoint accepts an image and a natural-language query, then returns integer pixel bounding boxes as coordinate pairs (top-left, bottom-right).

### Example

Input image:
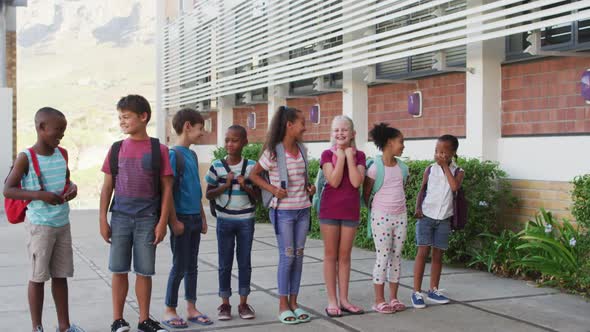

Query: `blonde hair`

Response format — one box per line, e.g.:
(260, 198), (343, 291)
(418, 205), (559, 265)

(330, 115), (356, 148)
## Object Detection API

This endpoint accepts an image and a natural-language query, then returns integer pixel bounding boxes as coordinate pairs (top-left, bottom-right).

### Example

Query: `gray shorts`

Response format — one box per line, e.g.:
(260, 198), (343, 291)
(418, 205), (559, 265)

(26, 223), (74, 283)
(415, 216), (451, 250)
(319, 219), (359, 228)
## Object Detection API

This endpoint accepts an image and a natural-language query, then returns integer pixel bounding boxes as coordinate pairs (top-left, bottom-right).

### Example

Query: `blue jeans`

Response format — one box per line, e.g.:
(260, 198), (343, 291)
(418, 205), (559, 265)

(270, 208), (310, 296)
(217, 218), (255, 298)
(165, 214), (202, 307)
(109, 212), (158, 276)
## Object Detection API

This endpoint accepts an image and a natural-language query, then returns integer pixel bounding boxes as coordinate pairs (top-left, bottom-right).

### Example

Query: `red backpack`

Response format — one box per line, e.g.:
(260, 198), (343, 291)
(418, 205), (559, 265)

(4, 147), (69, 224)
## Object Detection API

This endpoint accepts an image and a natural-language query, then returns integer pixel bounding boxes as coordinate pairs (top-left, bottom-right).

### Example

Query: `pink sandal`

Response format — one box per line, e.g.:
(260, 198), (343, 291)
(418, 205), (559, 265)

(372, 302), (394, 314)
(390, 299), (406, 312)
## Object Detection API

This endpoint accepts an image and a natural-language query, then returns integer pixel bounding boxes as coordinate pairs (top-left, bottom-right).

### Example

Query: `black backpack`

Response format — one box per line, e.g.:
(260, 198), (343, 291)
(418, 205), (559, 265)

(209, 158), (249, 217)
(108, 138), (161, 213)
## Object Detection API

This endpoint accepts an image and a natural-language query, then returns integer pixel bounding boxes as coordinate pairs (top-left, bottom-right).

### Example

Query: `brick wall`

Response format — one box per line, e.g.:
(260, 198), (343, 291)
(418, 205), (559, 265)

(199, 111), (217, 145)
(167, 110), (218, 146)
(502, 57), (590, 136)
(368, 73), (466, 139)
(6, 32), (17, 158)
(233, 104), (268, 143)
(287, 92), (342, 142)
(502, 179), (573, 228)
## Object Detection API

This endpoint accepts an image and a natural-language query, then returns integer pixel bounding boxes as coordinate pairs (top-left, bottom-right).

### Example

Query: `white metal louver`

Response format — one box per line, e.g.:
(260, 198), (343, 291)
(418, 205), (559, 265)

(160, 0), (590, 109)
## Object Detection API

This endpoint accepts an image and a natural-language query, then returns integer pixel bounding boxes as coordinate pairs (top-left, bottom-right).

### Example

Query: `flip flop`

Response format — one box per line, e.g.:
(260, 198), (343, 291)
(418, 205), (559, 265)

(325, 307), (342, 318)
(340, 304), (365, 315)
(278, 310), (299, 325)
(161, 317), (188, 329)
(187, 314), (213, 326)
(294, 308), (312, 323)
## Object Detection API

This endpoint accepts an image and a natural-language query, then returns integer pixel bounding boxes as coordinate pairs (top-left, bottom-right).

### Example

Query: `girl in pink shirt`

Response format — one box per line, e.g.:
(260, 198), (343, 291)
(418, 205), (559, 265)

(363, 123), (408, 314)
(319, 116), (366, 317)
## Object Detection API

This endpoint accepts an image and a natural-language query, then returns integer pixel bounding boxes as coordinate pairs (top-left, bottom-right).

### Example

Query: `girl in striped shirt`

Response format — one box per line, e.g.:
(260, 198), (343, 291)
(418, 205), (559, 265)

(249, 106), (315, 325)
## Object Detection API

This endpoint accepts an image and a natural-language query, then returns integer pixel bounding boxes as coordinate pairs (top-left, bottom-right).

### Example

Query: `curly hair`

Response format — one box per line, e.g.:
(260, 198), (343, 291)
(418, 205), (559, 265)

(369, 122), (402, 151)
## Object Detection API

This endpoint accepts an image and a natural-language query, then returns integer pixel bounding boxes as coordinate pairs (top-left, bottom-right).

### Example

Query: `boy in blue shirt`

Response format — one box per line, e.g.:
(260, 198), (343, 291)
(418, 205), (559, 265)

(162, 108), (212, 328)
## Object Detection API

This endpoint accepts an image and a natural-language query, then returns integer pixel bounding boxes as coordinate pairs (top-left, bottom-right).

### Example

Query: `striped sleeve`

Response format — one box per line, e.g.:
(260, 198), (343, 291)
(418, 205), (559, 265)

(204, 162), (219, 186)
(258, 150), (273, 171)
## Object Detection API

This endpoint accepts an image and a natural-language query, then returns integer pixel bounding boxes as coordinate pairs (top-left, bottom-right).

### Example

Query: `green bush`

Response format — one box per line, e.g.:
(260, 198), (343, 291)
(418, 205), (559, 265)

(212, 143), (263, 161)
(309, 157), (516, 265)
(572, 174), (590, 229)
(516, 209), (590, 293)
(466, 230), (527, 276)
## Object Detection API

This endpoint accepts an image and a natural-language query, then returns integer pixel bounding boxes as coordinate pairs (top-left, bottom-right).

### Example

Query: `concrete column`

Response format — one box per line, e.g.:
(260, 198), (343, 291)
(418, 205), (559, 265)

(267, 84), (287, 125)
(265, 0), (288, 125)
(0, 3), (7, 88)
(342, 24), (370, 151)
(342, 68), (369, 151)
(464, 0), (504, 161)
(155, 0), (167, 142)
(1, 88), (13, 212)
(217, 95), (235, 144)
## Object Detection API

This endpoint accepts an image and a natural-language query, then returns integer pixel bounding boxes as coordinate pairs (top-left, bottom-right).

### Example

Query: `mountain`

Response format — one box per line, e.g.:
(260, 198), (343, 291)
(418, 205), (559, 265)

(16, 0), (157, 208)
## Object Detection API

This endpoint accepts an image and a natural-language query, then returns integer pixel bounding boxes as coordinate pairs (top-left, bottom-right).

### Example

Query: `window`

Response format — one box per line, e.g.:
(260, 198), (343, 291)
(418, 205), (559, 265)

(505, 0), (590, 60)
(375, 0), (467, 80)
(235, 88), (268, 105)
(289, 73), (342, 95)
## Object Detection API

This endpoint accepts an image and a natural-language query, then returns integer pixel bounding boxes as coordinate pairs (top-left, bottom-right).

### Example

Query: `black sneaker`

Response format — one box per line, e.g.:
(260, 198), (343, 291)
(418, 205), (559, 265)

(138, 318), (167, 332)
(111, 319), (130, 332)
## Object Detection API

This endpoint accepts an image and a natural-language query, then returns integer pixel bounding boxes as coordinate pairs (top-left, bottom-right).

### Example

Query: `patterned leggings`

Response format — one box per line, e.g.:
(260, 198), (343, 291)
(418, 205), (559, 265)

(371, 209), (408, 284)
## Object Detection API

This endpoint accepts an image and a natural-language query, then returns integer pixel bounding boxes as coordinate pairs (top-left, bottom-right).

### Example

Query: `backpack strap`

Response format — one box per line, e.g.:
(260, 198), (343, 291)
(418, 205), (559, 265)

(296, 142), (309, 187)
(56, 147), (72, 193)
(108, 141), (123, 212)
(171, 148), (185, 195)
(219, 159), (233, 210)
(367, 155), (386, 238)
(396, 157), (409, 185)
(27, 148), (44, 191)
(109, 140), (123, 187)
(241, 159), (257, 205)
(275, 143), (289, 190)
(150, 138), (161, 197)
(241, 158), (248, 176)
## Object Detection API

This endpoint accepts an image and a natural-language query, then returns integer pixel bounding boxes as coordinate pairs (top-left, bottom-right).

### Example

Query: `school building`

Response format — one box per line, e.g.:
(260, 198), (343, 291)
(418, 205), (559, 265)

(156, 0), (590, 225)
(0, 0), (24, 213)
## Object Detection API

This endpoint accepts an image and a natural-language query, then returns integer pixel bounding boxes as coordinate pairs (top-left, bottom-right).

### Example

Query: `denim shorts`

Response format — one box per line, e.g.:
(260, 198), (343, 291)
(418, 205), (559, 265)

(319, 219), (359, 228)
(415, 215), (451, 250)
(109, 212), (158, 276)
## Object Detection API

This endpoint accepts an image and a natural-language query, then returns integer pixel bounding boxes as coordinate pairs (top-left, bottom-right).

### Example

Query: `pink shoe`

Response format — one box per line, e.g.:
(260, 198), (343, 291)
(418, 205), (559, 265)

(390, 299), (406, 312)
(372, 302), (394, 314)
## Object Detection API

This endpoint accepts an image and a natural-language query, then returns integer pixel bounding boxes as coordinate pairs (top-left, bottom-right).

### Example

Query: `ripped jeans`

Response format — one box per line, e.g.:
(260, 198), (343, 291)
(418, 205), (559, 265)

(269, 208), (310, 296)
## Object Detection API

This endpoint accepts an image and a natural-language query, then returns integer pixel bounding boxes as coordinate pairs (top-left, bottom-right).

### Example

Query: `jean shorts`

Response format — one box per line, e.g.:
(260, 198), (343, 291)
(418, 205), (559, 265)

(319, 219), (359, 228)
(109, 212), (158, 276)
(415, 216), (451, 250)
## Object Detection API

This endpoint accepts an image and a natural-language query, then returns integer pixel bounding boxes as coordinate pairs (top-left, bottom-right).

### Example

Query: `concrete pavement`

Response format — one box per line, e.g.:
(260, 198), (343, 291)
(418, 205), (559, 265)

(1, 210), (589, 332)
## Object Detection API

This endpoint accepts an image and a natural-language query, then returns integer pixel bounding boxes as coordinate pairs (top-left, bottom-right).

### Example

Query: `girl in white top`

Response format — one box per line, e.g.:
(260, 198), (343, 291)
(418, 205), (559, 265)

(411, 135), (464, 309)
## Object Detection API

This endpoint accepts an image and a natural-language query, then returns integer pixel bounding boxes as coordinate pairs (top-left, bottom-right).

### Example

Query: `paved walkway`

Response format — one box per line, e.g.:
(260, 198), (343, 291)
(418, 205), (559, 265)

(1, 210), (589, 332)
